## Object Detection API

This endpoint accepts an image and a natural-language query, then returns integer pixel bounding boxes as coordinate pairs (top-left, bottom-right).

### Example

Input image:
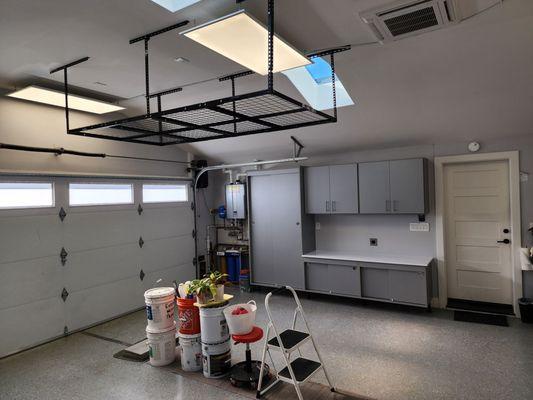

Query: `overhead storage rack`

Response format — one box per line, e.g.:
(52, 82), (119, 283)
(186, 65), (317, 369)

(51, 0), (349, 146)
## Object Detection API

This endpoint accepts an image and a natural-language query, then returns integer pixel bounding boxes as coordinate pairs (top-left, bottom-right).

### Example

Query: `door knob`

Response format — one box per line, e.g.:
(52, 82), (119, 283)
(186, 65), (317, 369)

(497, 239), (510, 244)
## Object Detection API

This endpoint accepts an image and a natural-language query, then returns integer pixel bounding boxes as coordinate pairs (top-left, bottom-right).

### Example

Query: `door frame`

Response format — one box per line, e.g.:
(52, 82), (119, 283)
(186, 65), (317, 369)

(435, 151), (522, 315)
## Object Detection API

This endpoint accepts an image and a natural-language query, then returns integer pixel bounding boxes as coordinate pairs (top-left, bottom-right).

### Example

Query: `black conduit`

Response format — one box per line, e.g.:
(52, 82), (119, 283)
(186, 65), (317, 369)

(0, 143), (190, 165)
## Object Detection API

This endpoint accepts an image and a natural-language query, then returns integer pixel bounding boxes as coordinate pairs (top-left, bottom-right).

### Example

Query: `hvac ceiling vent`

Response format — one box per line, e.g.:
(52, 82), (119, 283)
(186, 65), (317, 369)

(360, 0), (458, 43)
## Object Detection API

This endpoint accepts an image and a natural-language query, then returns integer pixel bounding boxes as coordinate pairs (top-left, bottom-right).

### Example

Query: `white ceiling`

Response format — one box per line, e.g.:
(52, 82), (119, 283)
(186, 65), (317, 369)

(1, 0), (533, 162)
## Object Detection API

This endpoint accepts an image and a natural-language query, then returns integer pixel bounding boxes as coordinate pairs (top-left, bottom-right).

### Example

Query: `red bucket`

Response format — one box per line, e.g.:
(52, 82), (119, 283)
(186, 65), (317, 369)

(177, 298), (200, 335)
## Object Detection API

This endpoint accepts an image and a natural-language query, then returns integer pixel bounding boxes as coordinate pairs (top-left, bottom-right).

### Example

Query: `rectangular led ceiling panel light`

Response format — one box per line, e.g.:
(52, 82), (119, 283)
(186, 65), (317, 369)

(7, 86), (125, 114)
(181, 10), (311, 75)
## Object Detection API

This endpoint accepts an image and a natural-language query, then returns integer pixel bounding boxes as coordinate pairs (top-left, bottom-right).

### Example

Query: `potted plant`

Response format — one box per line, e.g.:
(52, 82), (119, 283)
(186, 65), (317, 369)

(206, 271), (228, 301)
(189, 278), (217, 304)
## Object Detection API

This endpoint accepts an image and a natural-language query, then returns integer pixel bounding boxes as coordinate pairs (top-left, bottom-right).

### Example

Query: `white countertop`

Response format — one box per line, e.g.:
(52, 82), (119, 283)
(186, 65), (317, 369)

(302, 250), (433, 267)
(520, 248), (532, 271)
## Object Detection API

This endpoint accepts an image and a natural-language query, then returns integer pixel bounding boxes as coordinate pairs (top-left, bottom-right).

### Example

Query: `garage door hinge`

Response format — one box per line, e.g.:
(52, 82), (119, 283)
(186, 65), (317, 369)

(138, 237), (144, 248)
(139, 269), (145, 281)
(64, 326), (68, 335)
(190, 202), (195, 211)
(137, 204), (143, 215)
(192, 257), (197, 266)
(192, 229), (196, 239)
(60, 247), (68, 266)
(59, 207), (67, 222)
(61, 288), (69, 302)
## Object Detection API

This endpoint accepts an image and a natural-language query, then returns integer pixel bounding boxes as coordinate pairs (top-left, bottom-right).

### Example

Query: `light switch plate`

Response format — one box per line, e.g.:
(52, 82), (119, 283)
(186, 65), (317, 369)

(410, 222), (430, 232)
(315, 222), (321, 230)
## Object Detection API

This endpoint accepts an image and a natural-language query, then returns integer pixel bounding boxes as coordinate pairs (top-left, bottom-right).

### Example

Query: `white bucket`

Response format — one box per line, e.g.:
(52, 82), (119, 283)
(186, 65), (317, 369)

(202, 338), (231, 379)
(144, 287), (176, 330)
(179, 333), (202, 372)
(223, 300), (257, 335)
(199, 305), (229, 344)
(146, 322), (176, 367)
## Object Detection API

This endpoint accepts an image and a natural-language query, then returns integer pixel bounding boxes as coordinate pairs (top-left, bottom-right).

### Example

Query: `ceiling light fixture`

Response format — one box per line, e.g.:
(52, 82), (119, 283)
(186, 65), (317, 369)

(181, 10), (311, 75)
(7, 86), (125, 114)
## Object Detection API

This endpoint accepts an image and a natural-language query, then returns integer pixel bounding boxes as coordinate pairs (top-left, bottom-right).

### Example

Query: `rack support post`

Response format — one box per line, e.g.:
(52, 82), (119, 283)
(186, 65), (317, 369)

(267, 0), (274, 92)
(49, 56), (90, 133)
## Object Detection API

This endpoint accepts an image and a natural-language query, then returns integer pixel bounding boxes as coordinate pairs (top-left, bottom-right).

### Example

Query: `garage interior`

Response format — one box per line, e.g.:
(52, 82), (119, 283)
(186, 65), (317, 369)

(1, 0), (533, 399)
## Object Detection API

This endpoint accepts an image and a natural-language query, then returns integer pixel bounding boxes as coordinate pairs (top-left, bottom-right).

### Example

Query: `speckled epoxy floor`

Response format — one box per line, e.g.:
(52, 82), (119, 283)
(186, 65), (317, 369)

(1, 288), (533, 400)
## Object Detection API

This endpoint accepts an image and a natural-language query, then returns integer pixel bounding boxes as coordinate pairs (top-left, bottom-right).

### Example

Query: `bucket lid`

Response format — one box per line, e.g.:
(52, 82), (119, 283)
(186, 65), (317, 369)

(144, 287), (175, 299)
(146, 321), (176, 334)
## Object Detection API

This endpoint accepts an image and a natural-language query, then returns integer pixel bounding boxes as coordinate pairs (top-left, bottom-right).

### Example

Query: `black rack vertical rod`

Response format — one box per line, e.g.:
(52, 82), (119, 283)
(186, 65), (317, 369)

(49, 56), (90, 133)
(231, 77), (237, 134)
(330, 53), (337, 120)
(64, 69), (70, 131)
(144, 38), (150, 115)
(267, 0), (274, 91)
(157, 94), (163, 143)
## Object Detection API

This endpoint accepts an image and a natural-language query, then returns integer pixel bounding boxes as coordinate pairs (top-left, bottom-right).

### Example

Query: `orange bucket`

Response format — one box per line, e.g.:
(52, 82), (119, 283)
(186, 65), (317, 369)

(177, 298), (200, 335)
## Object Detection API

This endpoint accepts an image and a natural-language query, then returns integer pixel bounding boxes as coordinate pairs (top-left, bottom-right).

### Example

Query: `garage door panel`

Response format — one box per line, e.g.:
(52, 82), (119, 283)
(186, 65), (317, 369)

(143, 263), (194, 292)
(141, 236), (194, 273)
(0, 214), (63, 263)
(65, 243), (141, 292)
(66, 276), (144, 332)
(0, 256), (62, 310)
(64, 210), (140, 251)
(0, 297), (65, 357)
(141, 207), (193, 240)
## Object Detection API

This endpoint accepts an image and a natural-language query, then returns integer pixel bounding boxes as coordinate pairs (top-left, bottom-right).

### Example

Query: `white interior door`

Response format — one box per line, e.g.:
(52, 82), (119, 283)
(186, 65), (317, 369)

(444, 161), (513, 305)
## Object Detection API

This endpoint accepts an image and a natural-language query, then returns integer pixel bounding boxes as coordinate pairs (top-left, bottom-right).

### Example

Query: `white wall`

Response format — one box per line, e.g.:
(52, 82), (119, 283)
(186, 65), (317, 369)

(0, 97), (189, 177)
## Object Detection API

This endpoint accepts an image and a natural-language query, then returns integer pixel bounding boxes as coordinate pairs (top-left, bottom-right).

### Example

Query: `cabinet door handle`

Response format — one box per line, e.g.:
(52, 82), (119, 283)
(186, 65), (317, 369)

(325, 200), (330, 212)
(332, 201), (336, 212)
(385, 200), (391, 212)
(393, 200), (399, 212)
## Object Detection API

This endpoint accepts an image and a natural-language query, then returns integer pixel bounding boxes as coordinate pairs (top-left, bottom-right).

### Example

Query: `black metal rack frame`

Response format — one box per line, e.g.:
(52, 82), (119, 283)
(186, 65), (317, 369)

(50, 0), (349, 146)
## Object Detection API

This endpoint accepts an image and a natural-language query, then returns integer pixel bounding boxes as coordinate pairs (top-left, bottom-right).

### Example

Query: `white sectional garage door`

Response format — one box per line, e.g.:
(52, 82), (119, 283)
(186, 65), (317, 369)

(0, 176), (195, 357)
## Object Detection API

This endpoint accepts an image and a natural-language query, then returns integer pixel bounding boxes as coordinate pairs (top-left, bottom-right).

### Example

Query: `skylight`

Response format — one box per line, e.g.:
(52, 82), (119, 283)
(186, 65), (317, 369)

(150, 0), (200, 13)
(283, 57), (354, 111)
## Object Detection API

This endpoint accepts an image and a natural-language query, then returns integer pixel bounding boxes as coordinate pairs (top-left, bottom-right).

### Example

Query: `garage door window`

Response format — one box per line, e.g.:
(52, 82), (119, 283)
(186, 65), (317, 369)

(142, 184), (188, 203)
(69, 183), (134, 206)
(0, 182), (54, 209)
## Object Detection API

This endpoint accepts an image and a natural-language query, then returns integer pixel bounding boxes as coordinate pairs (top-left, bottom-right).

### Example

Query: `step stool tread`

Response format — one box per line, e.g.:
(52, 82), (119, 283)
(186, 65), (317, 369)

(268, 329), (309, 350)
(278, 357), (322, 383)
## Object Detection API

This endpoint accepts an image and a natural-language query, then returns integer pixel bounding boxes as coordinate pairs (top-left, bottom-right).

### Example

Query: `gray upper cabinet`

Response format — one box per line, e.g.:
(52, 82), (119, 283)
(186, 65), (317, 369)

(304, 166), (330, 214)
(304, 164), (358, 214)
(389, 159), (427, 214)
(330, 164), (358, 214)
(358, 161), (390, 214)
(359, 158), (427, 214)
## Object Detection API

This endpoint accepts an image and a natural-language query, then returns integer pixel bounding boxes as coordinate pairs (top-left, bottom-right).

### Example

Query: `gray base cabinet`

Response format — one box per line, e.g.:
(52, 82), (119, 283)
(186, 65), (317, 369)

(306, 262), (361, 296)
(303, 257), (432, 308)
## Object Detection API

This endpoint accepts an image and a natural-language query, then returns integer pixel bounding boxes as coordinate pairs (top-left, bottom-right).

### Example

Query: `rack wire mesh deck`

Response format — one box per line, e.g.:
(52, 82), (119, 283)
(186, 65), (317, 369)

(51, 1), (348, 147)
(69, 89), (335, 146)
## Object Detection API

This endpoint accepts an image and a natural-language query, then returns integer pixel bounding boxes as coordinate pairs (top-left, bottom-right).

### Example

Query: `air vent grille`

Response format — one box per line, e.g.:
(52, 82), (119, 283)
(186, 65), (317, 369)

(383, 6), (438, 36)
